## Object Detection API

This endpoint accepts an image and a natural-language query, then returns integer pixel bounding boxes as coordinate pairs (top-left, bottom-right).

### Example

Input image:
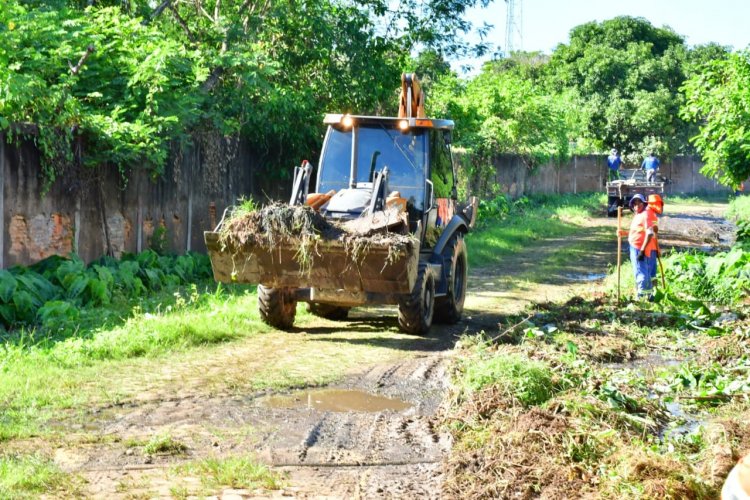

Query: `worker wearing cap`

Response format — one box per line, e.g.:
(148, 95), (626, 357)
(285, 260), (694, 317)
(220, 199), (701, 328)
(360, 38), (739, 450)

(623, 194), (658, 299)
(607, 148), (622, 181)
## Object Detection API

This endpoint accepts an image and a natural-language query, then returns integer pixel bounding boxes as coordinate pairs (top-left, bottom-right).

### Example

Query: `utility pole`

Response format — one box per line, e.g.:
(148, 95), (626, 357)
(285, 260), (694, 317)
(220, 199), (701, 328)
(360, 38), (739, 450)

(504, 0), (523, 56)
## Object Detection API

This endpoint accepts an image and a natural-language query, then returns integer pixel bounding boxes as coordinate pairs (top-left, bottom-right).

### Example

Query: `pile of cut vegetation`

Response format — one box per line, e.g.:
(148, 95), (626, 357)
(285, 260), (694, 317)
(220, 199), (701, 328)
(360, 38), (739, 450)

(218, 202), (417, 269)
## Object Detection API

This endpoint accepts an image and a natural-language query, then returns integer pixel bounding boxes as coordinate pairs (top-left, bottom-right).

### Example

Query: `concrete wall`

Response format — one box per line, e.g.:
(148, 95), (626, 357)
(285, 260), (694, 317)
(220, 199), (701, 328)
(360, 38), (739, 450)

(0, 135), (731, 268)
(485, 154), (729, 198)
(0, 134), (285, 268)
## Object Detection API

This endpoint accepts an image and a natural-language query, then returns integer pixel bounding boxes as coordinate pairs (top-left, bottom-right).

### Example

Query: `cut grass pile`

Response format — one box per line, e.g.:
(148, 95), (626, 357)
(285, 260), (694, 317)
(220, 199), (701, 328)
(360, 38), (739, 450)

(444, 293), (750, 499)
(218, 201), (417, 273)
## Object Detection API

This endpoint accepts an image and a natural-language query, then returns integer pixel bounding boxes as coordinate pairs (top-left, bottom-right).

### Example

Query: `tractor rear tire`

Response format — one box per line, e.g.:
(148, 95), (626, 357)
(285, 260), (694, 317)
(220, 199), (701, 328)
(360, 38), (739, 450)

(435, 236), (467, 324)
(258, 285), (296, 330)
(307, 303), (350, 321)
(398, 264), (435, 336)
(607, 196), (620, 218)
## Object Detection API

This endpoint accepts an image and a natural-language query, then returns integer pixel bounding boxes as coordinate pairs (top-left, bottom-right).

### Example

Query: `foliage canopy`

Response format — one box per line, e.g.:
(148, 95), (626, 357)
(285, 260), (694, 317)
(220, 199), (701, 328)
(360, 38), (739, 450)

(681, 51), (750, 188)
(0, 0), (490, 187)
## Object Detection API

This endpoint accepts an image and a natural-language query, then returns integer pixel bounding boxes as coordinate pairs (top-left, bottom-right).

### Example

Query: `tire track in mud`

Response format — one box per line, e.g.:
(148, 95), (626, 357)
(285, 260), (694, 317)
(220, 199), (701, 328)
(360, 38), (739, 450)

(50, 210), (676, 498)
(55, 355), (453, 498)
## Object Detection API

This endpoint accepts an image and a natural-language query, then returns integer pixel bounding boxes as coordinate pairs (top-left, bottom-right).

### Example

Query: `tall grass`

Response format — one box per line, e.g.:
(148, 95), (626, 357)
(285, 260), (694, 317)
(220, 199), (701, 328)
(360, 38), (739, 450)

(0, 284), (266, 441)
(467, 193), (605, 267)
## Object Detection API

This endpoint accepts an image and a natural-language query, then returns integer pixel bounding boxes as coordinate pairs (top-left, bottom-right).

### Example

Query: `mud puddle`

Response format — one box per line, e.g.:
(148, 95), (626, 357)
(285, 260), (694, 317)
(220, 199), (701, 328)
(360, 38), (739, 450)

(606, 354), (707, 439)
(603, 353), (681, 371)
(264, 388), (412, 412)
(659, 400), (704, 438)
(562, 272), (608, 281)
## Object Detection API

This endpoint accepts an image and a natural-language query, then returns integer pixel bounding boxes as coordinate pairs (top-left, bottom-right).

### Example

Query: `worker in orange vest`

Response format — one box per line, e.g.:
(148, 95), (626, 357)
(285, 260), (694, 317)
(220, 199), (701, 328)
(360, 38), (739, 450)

(647, 194), (664, 285)
(618, 194), (658, 299)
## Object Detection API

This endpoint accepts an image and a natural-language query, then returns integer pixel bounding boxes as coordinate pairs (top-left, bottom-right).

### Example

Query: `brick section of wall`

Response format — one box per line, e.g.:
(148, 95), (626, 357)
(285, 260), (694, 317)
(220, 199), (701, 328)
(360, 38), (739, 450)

(1, 134), (286, 267)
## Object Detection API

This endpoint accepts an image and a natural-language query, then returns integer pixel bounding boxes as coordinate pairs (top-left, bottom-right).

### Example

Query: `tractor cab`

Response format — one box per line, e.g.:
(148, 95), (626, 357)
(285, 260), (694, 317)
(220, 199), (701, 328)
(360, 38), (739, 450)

(315, 114), (455, 242)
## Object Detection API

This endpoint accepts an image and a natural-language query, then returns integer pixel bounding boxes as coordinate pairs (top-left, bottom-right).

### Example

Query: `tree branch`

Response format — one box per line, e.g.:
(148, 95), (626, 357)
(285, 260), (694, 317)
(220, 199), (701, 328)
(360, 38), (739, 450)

(69, 45), (95, 75)
(143, 0), (172, 25)
(168, 4), (196, 42)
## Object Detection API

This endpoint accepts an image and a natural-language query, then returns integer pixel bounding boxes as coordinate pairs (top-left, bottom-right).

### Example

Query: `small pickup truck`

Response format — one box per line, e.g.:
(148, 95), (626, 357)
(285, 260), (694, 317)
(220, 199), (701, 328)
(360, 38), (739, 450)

(606, 169), (665, 217)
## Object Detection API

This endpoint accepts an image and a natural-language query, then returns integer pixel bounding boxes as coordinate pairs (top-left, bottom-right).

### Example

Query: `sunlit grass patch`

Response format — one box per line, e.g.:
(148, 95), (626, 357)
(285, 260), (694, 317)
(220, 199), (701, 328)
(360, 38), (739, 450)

(467, 193), (605, 268)
(458, 353), (556, 407)
(175, 455), (284, 493)
(144, 433), (189, 456)
(0, 454), (81, 498)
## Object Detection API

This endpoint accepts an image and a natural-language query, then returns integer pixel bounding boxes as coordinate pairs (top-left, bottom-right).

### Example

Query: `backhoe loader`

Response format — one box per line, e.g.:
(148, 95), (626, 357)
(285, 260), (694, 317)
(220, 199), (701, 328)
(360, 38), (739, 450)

(204, 74), (476, 335)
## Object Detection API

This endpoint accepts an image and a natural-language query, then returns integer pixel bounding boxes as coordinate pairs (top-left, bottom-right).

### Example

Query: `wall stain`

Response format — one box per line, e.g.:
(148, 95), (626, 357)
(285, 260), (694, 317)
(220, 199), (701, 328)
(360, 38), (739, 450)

(9, 213), (73, 262)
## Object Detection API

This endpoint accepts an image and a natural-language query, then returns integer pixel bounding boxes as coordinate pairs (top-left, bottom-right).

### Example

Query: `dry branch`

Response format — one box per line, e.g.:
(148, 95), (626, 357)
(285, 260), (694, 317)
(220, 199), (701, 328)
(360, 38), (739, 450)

(68, 45), (95, 75)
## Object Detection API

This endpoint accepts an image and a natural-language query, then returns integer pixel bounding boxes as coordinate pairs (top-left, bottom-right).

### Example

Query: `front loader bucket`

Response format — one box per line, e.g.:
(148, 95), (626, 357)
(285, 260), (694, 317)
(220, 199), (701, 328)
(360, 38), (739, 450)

(204, 232), (419, 295)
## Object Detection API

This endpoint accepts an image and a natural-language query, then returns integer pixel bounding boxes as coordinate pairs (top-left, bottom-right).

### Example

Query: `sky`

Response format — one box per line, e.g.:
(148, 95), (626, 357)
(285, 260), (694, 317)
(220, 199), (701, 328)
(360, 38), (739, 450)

(458, 0), (750, 71)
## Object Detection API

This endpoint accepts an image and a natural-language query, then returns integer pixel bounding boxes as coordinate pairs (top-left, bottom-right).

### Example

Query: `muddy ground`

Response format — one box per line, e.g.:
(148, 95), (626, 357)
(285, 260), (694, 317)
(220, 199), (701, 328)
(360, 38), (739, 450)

(28, 201), (735, 498)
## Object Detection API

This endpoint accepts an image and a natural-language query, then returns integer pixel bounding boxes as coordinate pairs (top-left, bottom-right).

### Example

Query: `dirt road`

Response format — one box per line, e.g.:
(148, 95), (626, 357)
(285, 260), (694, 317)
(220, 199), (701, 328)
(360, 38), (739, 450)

(44, 201), (733, 498)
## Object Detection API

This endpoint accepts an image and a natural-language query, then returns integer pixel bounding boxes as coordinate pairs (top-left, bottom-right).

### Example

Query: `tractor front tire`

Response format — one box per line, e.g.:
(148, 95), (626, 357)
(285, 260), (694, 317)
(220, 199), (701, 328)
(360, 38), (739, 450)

(398, 264), (435, 336)
(435, 236), (467, 324)
(258, 285), (297, 330)
(307, 303), (350, 321)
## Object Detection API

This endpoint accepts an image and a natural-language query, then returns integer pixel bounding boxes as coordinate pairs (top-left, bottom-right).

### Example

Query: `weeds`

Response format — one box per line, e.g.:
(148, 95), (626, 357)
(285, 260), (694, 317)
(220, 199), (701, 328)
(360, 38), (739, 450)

(0, 454), (81, 498)
(175, 456), (283, 493)
(458, 353), (557, 407)
(445, 287), (749, 498)
(0, 250), (211, 332)
(144, 433), (189, 455)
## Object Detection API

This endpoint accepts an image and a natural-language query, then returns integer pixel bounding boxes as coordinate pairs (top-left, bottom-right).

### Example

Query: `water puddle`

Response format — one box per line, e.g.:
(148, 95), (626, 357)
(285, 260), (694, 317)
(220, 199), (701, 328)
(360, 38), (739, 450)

(604, 353), (681, 371)
(607, 354), (707, 439)
(264, 389), (412, 413)
(562, 272), (608, 282)
(652, 397), (705, 439)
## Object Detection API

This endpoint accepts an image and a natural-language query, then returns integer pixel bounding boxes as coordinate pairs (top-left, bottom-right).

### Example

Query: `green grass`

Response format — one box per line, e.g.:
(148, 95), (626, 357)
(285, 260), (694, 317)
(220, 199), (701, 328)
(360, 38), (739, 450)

(175, 456), (284, 493)
(0, 284), (268, 441)
(467, 193), (605, 267)
(144, 433), (189, 455)
(727, 194), (750, 223)
(669, 192), (732, 202)
(0, 454), (80, 499)
(459, 352), (557, 407)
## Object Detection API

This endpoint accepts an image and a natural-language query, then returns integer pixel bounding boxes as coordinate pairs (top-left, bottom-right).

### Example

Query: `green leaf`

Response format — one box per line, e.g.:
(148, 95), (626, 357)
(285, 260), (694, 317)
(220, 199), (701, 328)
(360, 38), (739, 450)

(0, 304), (16, 326)
(12, 290), (35, 321)
(66, 276), (89, 300)
(0, 270), (18, 303)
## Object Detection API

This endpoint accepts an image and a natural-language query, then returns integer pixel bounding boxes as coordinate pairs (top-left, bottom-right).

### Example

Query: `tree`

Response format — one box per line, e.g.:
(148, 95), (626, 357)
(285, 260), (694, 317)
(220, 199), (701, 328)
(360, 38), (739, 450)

(0, 0), (494, 188)
(431, 60), (574, 169)
(681, 51), (750, 188)
(546, 16), (689, 159)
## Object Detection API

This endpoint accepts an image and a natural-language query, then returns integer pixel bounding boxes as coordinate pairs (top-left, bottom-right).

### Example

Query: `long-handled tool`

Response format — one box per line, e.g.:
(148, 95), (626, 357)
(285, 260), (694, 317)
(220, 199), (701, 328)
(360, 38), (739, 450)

(617, 206), (622, 303)
(654, 235), (666, 288)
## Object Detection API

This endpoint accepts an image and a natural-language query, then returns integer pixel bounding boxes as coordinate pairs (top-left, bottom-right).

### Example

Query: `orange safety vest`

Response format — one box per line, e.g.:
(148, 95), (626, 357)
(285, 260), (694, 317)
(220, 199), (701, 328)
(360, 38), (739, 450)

(629, 209), (658, 256)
